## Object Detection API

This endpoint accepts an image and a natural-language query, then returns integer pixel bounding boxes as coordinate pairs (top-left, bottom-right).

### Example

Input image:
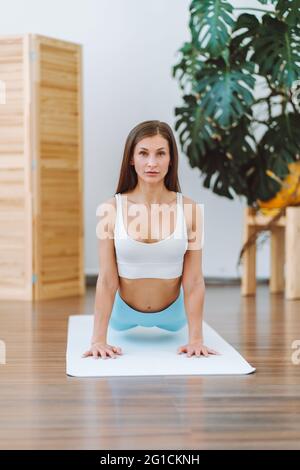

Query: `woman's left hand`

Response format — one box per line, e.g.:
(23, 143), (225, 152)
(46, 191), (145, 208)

(177, 340), (220, 357)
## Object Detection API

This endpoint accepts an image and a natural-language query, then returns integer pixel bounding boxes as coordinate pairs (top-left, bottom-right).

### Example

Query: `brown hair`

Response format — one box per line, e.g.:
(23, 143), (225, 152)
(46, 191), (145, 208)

(115, 120), (182, 194)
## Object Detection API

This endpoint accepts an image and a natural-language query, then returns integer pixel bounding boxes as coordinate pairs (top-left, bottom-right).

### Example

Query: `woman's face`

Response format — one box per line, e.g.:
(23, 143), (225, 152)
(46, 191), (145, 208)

(130, 135), (171, 182)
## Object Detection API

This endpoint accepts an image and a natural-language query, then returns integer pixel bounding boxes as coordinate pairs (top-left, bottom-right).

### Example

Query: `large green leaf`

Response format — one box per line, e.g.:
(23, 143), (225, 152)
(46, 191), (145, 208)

(201, 147), (236, 199)
(231, 13), (260, 50)
(172, 42), (207, 92)
(174, 94), (216, 165)
(210, 120), (256, 200)
(251, 15), (300, 88)
(172, 1), (300, 205)
(203, 116), (259, 202)
(275, 0), (300, 27)
(222, 115), (256, 165)
(259, 113), (300, 166)
(246, 155), (282, 203)
(250, 113), (300, 202)
(195, 58), (255, 128)
(189, 0), (234, 57)
(257, 0), (300, 28)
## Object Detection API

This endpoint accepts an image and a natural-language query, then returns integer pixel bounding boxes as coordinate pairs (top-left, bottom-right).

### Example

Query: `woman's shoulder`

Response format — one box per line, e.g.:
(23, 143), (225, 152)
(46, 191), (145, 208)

(182, 194), (203, 214)
(182, 194), (203, 237)
(96, 196), (117, 229)
(182, 194), (196, 206)
(100, 195), (117, 208)
(97, 196), (117, 221)
(108, 195), (117, 205)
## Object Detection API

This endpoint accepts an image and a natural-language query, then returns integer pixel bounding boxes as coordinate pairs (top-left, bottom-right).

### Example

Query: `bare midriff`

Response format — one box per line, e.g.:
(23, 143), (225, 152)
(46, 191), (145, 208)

(115, 190), (185, 313)
(118, 276), (182, 313)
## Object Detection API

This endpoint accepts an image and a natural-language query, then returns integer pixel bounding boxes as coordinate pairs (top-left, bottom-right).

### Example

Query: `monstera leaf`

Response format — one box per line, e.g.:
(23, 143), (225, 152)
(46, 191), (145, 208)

(222, 116), (255, 165)
(243, 113), (300, 203)
(172, 42), (206, 92)
(276, 0), (300, 26)
(173, 0), (300, 205)
(200, 118), (258, 201)
(174, 94), (216, 166)
(195, 58), (255, 128)
(189, 0), (235, 57)
(230, 13), (260, 50)
(251, 15), (300, 88)
(258, 113), (300, 174)
(259, 0), (300, 26)
(246, 155), (282, 203)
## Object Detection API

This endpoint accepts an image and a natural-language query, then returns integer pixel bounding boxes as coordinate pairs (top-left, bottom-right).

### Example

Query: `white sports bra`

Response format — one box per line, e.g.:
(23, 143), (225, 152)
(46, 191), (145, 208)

(114, 192), (189, 279)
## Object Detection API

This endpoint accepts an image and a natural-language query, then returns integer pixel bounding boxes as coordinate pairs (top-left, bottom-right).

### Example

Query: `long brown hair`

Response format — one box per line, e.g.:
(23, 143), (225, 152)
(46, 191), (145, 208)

(115, 120), (182, 194)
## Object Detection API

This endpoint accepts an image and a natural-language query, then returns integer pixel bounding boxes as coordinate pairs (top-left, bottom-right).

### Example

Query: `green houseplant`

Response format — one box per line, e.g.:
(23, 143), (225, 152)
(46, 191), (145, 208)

(172, 0), (300, 206)
(172, 0), (300, 266)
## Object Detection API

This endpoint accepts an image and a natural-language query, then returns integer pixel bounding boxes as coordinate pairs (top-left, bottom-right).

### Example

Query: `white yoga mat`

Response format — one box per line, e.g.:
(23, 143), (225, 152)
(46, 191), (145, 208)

(66, 315), (256, 377)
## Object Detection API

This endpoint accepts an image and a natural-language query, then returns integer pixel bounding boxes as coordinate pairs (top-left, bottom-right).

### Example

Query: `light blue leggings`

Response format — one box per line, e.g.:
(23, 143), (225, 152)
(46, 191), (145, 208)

(110, 286), (187, 332)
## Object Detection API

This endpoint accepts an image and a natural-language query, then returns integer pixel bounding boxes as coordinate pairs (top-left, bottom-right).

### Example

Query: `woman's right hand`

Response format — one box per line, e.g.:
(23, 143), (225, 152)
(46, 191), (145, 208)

(82, 342), (123, 359)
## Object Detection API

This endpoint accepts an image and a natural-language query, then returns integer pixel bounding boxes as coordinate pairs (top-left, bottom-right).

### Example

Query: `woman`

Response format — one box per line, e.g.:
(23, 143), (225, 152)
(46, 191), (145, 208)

(83, 120), (219, 360)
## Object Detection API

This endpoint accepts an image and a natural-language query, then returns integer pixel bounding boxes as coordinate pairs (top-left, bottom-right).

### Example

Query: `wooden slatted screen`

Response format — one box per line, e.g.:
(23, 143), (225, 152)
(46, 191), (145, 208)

(0, 34), (85, 300)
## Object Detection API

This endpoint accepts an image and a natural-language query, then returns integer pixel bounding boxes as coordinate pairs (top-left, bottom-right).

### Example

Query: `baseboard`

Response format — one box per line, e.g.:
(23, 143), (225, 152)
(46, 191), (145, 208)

(85, 275), (269, 287)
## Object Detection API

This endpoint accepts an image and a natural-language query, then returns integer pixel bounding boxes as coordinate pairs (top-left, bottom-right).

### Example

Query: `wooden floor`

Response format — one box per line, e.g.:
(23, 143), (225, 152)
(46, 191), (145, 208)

(0, 284), (299, 450)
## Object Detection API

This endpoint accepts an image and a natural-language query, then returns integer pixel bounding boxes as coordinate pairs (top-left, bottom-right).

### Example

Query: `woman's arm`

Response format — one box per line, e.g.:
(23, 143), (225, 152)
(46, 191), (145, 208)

(182, 198), (205, 339)
(182, 246), (205, 341)
(92, 198), (119, 343)
(179, 199), (218, 356)
(181, 198), (210, 345)
(91, 275), (119, 343)
(181, 250), (219, 356)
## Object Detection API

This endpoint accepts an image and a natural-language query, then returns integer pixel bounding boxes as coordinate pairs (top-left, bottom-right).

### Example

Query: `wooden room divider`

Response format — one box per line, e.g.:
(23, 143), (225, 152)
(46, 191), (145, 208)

(0, 34), (85, 300)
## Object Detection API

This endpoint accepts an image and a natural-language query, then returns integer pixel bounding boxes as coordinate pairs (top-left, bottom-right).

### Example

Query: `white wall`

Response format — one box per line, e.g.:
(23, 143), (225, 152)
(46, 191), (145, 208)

(0, 0), (272, 280)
